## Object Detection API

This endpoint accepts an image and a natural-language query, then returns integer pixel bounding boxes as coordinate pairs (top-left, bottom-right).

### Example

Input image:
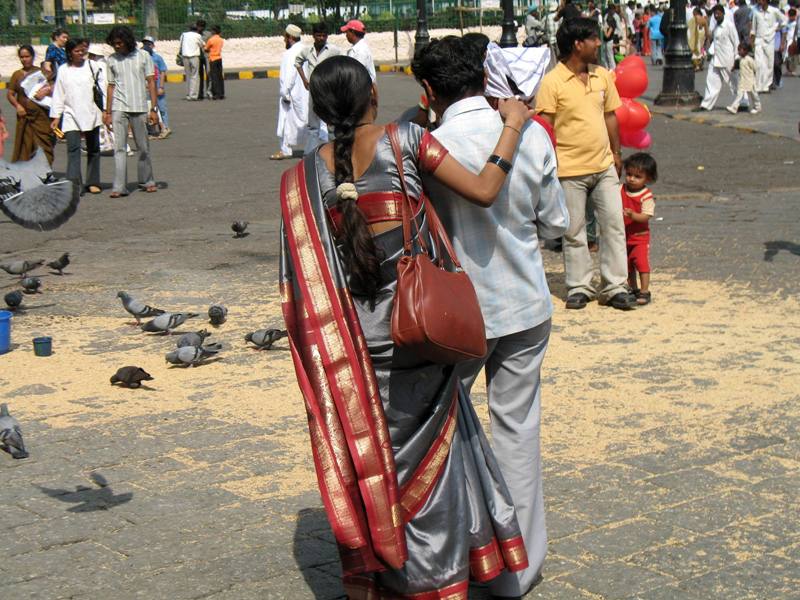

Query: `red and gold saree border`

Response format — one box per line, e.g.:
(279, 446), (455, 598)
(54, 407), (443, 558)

(344, 576), (469, 600)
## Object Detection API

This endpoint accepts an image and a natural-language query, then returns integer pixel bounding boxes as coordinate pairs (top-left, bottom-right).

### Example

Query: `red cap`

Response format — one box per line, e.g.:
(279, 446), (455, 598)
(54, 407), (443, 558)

(340, 19), (366, 33)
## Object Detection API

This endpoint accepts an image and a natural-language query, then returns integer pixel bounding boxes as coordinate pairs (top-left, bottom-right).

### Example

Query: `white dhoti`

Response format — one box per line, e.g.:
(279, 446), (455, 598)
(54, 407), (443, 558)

(276, 44), (308, 156)
(754, 39), (774, 92)
(701, 66), (735, 110)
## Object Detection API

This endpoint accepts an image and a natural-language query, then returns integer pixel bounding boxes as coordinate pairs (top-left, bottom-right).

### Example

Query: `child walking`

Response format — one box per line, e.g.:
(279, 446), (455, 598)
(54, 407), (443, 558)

(727, 43), (761, 115)
(622, 153), (658, 306)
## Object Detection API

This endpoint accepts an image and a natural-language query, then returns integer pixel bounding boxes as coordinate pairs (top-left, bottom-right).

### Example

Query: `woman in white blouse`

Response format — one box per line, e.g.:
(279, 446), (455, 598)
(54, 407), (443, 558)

(50, 38), (104, 194)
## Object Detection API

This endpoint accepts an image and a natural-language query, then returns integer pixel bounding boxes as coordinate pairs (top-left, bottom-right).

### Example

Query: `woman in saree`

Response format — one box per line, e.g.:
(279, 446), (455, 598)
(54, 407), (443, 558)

(6, 45), (55, 164)
(642, 6), (652, 57)
(280, 55), (534, 598)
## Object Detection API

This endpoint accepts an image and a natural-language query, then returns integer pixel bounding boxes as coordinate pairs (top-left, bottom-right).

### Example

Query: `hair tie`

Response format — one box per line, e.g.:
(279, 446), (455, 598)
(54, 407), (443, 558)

(336, 182), (359, 202)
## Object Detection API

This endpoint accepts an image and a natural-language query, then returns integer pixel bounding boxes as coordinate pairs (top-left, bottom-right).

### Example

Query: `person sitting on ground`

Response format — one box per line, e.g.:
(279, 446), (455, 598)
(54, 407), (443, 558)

(622, 152), (658, 305)
(727, 42), (761, 113)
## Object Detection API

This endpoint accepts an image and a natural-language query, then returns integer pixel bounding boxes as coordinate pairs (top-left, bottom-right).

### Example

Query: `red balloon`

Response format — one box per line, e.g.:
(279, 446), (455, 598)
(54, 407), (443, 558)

(620, 128), (652, 149)
(615, 65), (648, 99)
(615, 101), (632, 130)
(618, 55), (646, 72)
(627, 100), (651, 130)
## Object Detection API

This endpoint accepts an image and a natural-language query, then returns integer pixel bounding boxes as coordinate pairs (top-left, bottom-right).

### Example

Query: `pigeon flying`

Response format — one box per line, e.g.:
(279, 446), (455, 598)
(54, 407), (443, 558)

(141, 312), (199, 334)
(165, 343), (222, 367)
(21, 276), (41, 294)
(0, 259), (44, 277)
(110, 366), (154, 389)
(0, 404), (29, 459)
(4, 290), (23, 310)
(117, 291), (166, 324)
(208, 304), (227, 326)
(231, 221), (249, 238)
(177, 329), (211, 348)
(47, 252), (70, 275)
(245, 328), (288, 350)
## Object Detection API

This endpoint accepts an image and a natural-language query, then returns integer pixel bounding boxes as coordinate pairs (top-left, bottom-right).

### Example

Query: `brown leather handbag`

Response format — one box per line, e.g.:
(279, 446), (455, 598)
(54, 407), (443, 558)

(387, 124), (487, 365)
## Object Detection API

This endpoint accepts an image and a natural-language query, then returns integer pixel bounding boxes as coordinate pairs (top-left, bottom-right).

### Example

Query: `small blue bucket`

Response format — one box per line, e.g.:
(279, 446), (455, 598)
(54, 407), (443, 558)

(32, 336), (52, 357)
(0, 310), (11, 354)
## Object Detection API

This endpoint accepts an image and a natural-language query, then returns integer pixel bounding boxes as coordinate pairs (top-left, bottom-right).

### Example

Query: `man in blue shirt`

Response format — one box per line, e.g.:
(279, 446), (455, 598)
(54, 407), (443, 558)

(142, 36), (171, 139)
(649, 8), (664, 65)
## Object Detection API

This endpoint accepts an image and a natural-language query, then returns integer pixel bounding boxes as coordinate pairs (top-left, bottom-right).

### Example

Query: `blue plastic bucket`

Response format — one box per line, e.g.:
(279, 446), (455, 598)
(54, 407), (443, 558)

(0, 310), (10, 354)
(32, 336), (52, 357)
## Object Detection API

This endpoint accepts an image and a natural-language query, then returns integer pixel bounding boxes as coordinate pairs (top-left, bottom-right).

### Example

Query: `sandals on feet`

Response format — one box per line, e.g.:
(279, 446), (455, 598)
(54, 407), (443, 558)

(87, 185), (102, 194)
(109, 191), (125, 198)
(636, 291), (652, 305)
(269, 151), (292, 160)
(145, 185), (157, 193)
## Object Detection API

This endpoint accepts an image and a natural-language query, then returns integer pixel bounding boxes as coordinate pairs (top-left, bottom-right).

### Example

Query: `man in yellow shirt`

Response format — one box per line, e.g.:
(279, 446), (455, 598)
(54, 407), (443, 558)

(536, 17), (635, 311)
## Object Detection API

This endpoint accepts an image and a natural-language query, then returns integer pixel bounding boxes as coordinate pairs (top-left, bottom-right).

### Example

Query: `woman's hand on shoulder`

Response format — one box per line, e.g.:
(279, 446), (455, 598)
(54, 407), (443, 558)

(497, 97), (534, 129)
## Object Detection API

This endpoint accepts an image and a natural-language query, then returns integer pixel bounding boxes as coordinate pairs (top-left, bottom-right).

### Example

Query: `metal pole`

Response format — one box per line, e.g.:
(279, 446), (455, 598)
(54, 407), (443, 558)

(415, 0), (430, 51)
(499, 0), (518, 47)
(654, 0), (701, 105)
(16, 0), (27, 26)
(80, 0), (87, 37)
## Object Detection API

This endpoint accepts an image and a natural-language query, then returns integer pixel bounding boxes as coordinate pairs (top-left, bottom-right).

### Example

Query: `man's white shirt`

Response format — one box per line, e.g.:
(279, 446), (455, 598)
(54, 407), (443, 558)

(347, 38), (376, 82)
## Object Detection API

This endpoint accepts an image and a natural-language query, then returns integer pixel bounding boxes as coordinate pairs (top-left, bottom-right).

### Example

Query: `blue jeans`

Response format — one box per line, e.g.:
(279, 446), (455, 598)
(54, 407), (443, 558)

(651, 39), (663, 64)
(157, 95), (169, 129)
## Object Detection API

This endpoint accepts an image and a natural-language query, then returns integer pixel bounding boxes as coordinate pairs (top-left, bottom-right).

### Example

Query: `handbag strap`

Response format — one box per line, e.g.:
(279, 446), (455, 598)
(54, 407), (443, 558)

(386, 123), (428, 256)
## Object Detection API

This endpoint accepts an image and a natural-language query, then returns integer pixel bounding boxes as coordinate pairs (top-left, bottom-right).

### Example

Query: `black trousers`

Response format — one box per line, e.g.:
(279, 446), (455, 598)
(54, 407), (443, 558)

(210, 60), (225, 99)
(65, 127), (100, 190)
(774, 51), (783, 88)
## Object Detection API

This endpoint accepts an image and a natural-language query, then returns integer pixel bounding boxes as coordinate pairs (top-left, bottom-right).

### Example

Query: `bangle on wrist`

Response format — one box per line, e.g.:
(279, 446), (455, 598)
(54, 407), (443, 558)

(487, 154), (512, 174)
(504, 124), (522, 135)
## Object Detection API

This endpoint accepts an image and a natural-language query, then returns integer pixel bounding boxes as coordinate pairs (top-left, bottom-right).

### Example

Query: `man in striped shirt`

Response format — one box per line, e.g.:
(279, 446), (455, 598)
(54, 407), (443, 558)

(103, 26), (159, 197)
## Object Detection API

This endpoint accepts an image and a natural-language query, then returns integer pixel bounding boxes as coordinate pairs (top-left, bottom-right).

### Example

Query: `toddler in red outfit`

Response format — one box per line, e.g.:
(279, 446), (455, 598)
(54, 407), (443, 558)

(621, 152), (658, 305)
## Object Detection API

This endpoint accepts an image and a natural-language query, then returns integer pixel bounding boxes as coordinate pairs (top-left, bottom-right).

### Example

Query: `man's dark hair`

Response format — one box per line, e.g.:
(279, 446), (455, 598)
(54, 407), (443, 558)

(623, 152), (658, 182)
(312, 22), (329, 34)
(51, 27), (68, 41)
(739, 41), (752, 52)
(789, 7), (797, 16)
(196, 19), (207, 28)
(411, 36), (485, 102)
(350, 29), (365, 38)
(105, 26), (136, 54)
(556, 17), (600, 58)
(212, 25), (221, 34)
(712, 4), (725, 14)
(462, 32), (491, 57)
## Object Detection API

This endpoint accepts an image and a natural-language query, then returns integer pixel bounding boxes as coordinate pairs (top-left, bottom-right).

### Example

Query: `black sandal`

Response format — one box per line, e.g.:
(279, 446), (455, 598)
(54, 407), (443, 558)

(636, 291), (652, 305)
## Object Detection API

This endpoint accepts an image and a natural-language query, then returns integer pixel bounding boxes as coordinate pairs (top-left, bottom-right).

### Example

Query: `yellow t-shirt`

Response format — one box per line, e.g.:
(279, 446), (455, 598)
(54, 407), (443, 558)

(535, 62), (622, 178)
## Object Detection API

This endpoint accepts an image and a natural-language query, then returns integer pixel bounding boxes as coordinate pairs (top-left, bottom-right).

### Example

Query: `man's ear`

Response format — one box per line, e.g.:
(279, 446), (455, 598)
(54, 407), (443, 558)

(371, 82), (379, 106)
(422, 79), (435, 104)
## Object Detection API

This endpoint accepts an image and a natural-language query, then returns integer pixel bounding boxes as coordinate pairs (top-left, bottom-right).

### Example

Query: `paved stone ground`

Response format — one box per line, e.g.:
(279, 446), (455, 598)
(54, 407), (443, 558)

(1, 75), (799, 600)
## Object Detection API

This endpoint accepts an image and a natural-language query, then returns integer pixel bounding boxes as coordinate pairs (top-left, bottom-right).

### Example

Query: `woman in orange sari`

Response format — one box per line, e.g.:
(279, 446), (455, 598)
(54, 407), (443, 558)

(642, 6), (652, 57)
(280, 55), (534, 598)
(6, 45), (54, 164)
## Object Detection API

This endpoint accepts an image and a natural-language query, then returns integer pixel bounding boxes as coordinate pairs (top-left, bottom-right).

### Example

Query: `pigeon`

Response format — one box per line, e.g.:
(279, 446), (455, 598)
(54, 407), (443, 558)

(21, 276), (41, 294)
(117, 291), (166, 324)
(0, 404), (29, 459)
(0, 259), (44, 277)
(0, 149), (80, 231)
(231, 221), (249, 238)
(165, 343), (222, 367)
(141, 312), (199, 334)
(208, 304), (228, 326)
(47, 252), (70, 275)
(110, 366), (154, 389)
(4, 290), (23, 310)
(245, 328), (288, 350)
(177, 329), (212, 348)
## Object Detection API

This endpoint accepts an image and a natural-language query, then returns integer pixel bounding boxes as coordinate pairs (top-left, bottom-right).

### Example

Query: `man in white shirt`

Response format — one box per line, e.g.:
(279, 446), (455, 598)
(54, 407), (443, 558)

(751, 0), (787, 91)
(341, 20), (376, 82)
(180, 24), (204, 100)
(271, 24), (308, 160)
(698, 5), (740, 110)
(413, 36), (569, 600)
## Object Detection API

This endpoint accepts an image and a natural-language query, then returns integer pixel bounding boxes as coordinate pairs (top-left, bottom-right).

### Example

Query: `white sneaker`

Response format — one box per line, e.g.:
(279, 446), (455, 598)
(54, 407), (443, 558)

(750, 108), (760, 114)
(726, 105), (737, 114)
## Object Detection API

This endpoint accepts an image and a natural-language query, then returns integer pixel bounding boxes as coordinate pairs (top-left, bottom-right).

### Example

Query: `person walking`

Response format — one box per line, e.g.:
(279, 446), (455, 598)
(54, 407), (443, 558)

(649, 6), (665, 64)
(342, 19), (376, 82)
(179, 24), (204, 101)
(751, 0), (787, 92)
(141, 36), (171, 139)
(44, 28), (69, 74)
(413, 36), (570, 599)
(734, 0), (753, 46)
(103, 26), (159, 197)
(536, 18), (636, 310)
(294, 22), (341, 154)
(205, 25), (225, 100)
(49, 38), (103, 194)
(698, 5), (739, 110)
(6, 45), (54, 164)
(272, 24), (307, 160)
(280, 54), (534, 599)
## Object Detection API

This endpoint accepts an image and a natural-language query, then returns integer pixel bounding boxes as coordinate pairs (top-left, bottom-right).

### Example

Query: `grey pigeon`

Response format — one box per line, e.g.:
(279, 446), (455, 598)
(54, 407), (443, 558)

(0, 259), (44, 277)
(21, 276), (41, 294)
(4, 290), (23, 310)
(141, 312), (199, 334)
(110, 366), (153, 389)
(0, 149), (80, 231)
(165, 343), (222, 367)
(117, 291), (166, 324)
(0, 404), (29, 459)
(208, 304), (228, 326)
(47, 252), (70, 275)
(245, 328), (287, 350)
(231, 221), (249, 238)
(177, 329), (212, 348)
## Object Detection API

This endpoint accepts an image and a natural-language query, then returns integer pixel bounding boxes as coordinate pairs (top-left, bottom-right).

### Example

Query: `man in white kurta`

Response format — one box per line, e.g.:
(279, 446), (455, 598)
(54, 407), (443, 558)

(341, 19), (376, 81)
(700, 5), (740, 110)
(751, 0), (787, 92)
(272, 24), (308, 160)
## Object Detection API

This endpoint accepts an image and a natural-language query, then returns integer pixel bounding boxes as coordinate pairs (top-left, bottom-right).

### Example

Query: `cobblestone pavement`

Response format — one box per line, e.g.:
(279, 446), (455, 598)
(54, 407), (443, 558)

(2, 76), (799, 599)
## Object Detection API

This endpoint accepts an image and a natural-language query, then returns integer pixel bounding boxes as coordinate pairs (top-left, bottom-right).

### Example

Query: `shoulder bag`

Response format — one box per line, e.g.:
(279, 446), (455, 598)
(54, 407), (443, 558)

(386, 123), (487, 365)
(176, 33), (185, 67)
(87, 61), (104, 112)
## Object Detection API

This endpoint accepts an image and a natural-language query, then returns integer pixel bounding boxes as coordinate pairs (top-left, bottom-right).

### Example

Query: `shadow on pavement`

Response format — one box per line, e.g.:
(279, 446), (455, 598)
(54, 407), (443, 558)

(294, 507), (341, 598)
(763, 240), (800, 262)
(36, 472), (133, 512)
